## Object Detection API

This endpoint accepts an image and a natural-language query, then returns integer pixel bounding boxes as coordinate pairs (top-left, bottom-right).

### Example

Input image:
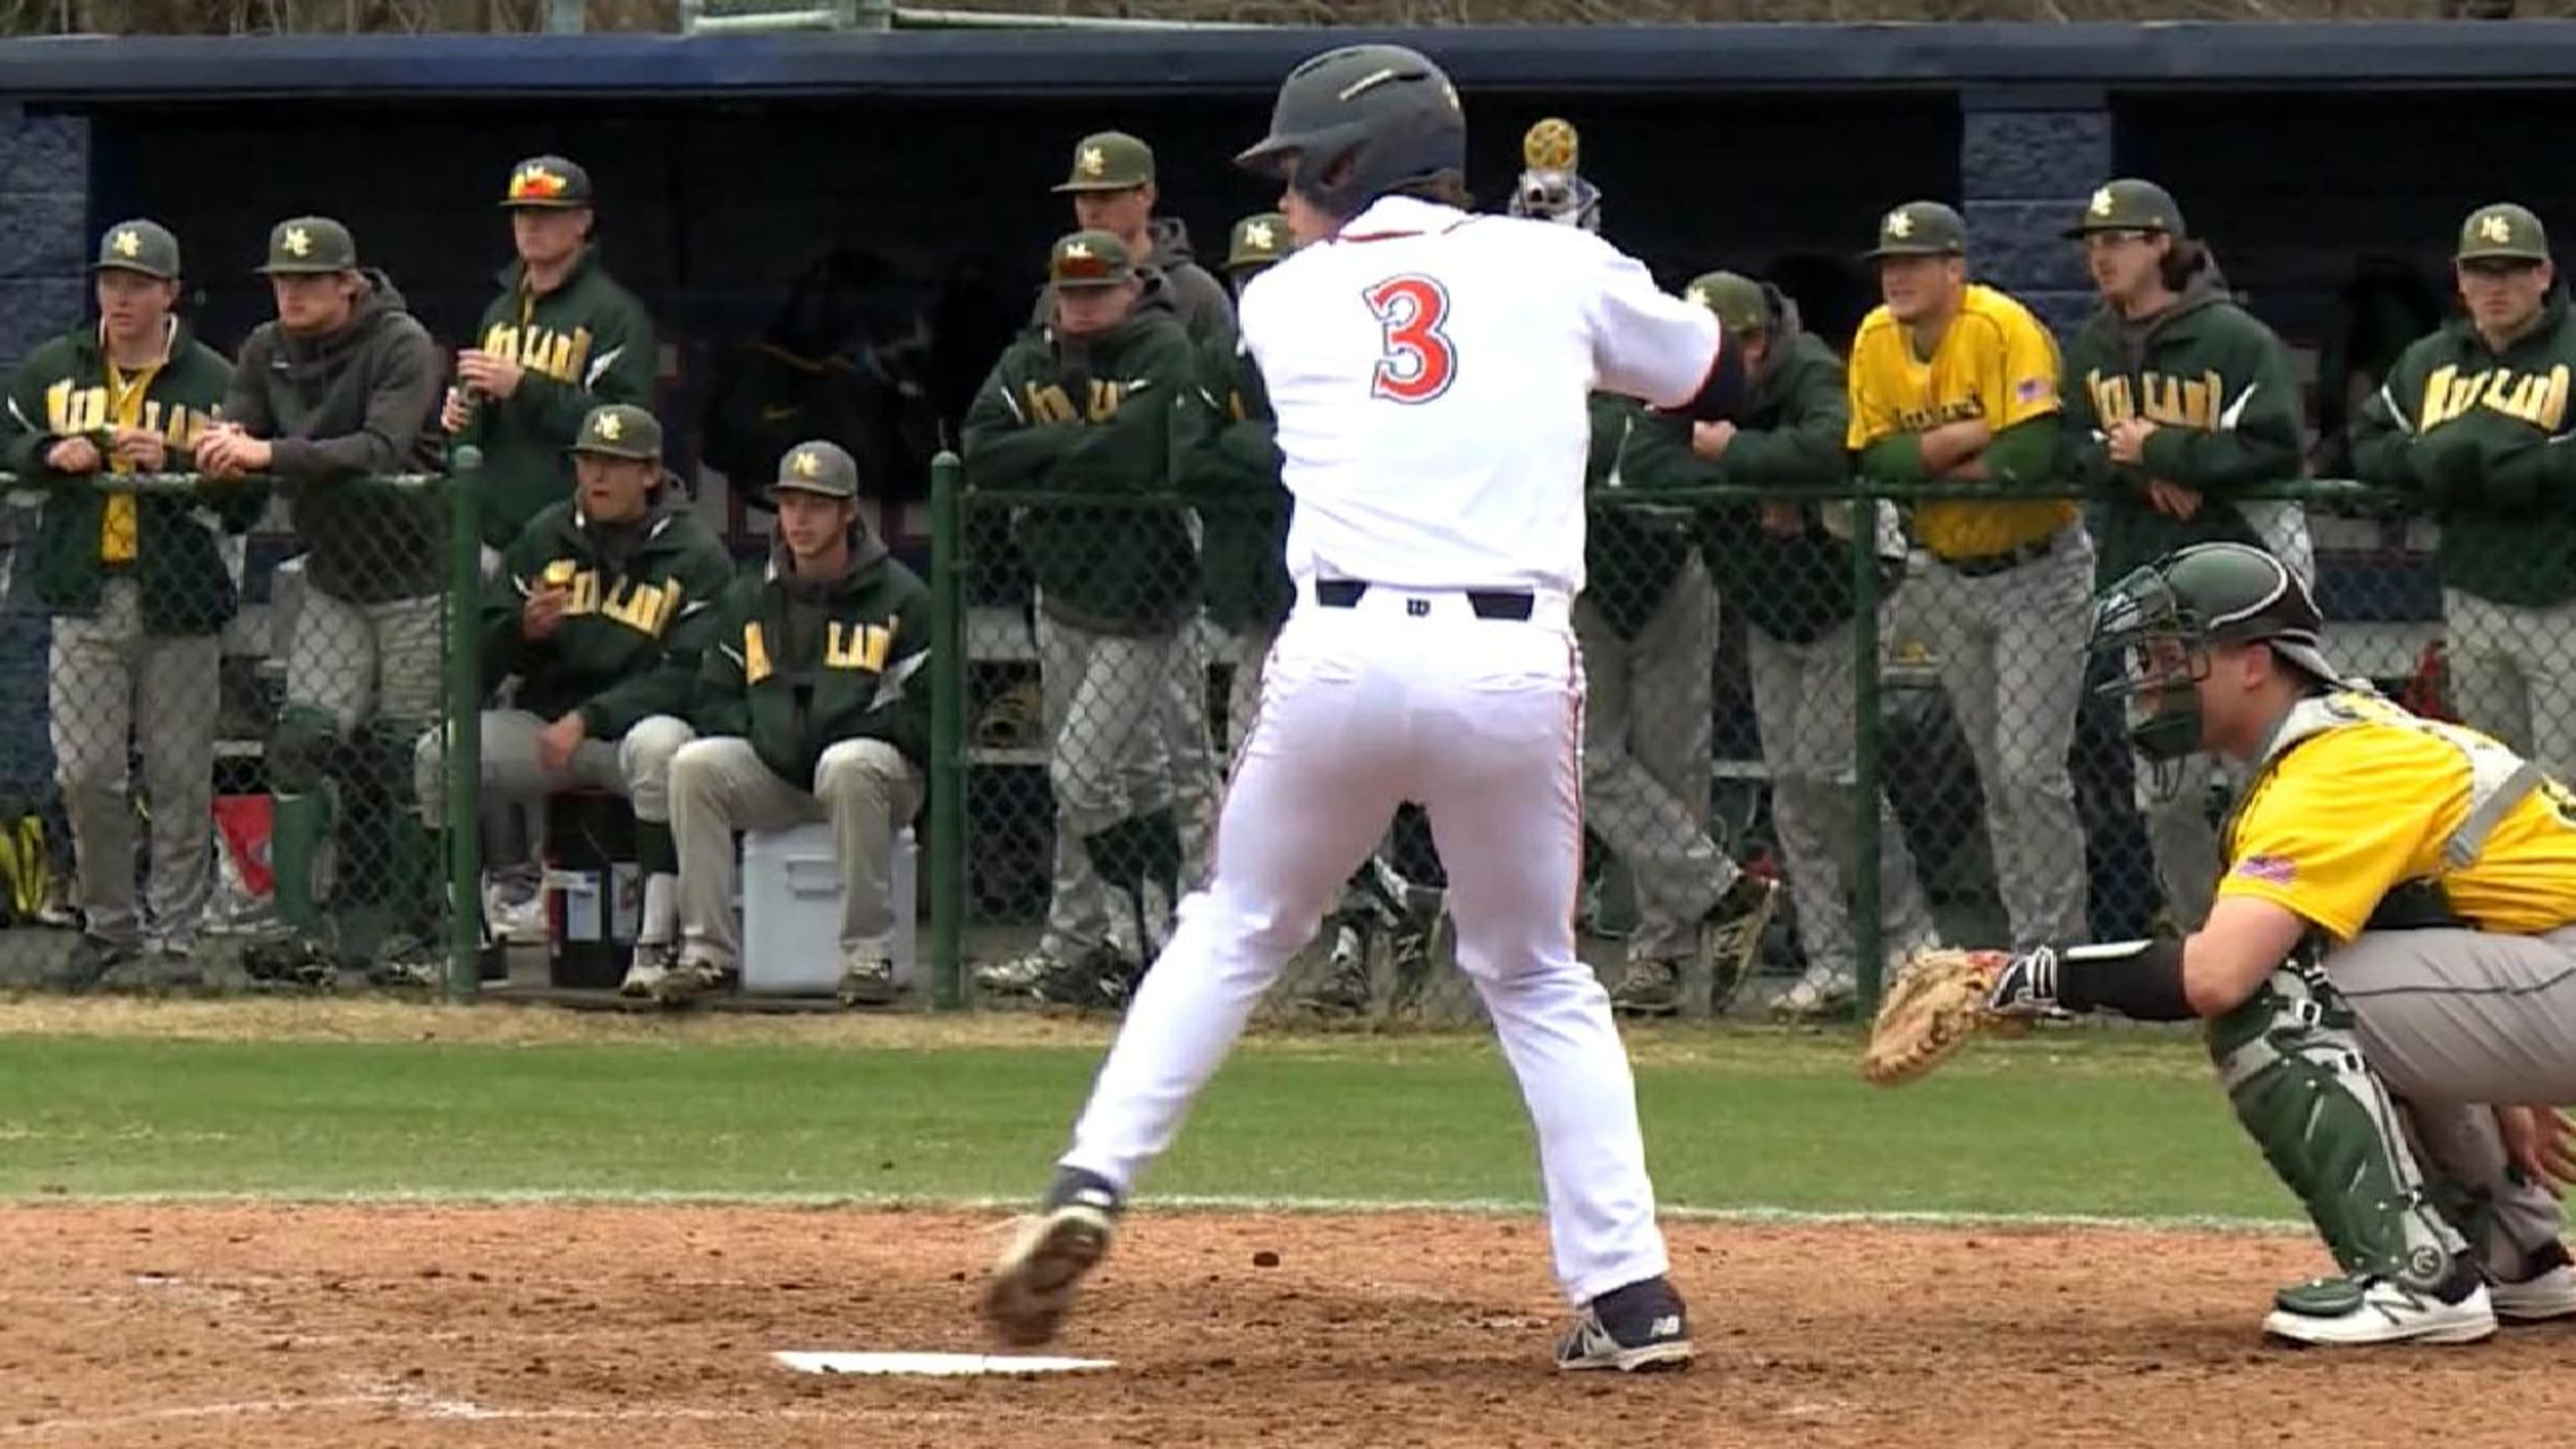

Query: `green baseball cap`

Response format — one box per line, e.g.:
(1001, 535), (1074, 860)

(773, 439), (860, 500)
(94, 220), (180, 280)
(256, 216), (359, 276)
(1050, 230), (1135, 289)
(1862, 200), (1967, 261)
(2064, 179), (2188, 239)
(501, 155), (595, 210)
(566, 403), (663, 462)
(1684, 271), (1771, 336)
(1225, 212), (1291, 273)
(2457, 202), (2551, 263)
(1052, 131), (1156, 193)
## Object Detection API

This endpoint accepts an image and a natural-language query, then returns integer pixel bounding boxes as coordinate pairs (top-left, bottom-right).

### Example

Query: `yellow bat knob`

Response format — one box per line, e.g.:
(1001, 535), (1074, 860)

(1523, 117), (1579, 172)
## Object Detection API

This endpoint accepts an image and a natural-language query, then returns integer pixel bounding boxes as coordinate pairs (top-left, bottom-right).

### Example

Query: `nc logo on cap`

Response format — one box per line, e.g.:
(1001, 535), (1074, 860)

(2480, 212), (2516, 245)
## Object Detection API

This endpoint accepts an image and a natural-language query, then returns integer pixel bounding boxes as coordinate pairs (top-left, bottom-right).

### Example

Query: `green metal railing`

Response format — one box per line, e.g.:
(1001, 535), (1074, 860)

(922, 473), (2412, 1018)
(0, 455), (479, 996)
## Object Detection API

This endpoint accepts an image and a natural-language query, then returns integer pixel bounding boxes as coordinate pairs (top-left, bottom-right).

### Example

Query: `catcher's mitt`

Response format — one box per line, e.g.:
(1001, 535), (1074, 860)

(1860, 948), (2033, 1086)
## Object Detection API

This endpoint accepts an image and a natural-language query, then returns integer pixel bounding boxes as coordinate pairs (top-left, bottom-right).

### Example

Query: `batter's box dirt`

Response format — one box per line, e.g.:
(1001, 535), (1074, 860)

(3, 1204), (2570, 1447)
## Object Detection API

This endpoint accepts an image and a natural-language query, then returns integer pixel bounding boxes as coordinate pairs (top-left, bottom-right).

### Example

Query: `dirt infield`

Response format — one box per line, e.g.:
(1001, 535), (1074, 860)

(5, 1204), (2572, 1448)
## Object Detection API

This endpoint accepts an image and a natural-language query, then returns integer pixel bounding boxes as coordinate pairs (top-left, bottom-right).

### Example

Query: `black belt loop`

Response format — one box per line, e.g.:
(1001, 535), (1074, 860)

(1312, 580), (1535, 621)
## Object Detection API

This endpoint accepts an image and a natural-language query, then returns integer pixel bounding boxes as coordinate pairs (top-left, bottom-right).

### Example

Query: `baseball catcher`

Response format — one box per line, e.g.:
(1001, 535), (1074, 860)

(1866, 541), (2576, 1347)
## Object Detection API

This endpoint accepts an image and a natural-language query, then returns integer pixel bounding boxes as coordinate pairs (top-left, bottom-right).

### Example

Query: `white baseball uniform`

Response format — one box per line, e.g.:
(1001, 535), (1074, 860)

(1058, 195), (1722, 1306)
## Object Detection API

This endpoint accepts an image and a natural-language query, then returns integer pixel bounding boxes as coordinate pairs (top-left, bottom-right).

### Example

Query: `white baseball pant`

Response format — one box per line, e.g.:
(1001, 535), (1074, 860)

(1059, 581), (1670, 1306)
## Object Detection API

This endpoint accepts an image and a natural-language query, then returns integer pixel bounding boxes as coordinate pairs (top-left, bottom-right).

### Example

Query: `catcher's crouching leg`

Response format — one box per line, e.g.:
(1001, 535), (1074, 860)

(2208, 964), (2492, 1344)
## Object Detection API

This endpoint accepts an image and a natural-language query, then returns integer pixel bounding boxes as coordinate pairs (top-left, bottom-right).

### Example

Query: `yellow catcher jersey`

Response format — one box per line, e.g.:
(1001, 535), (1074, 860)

(1846, 283), (2073, 561)
(2218, 692), (2576, 940)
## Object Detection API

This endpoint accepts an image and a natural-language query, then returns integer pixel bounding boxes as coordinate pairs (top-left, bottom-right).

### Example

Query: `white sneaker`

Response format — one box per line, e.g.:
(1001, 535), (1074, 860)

(1770, 965), (1858, 1021)
(975, 952), (1055, 993)
(618, 946), (676, 1000)
(2493, 1256), (2576, 1322)
(490, 887), (548, 944)
(2262, 1275), (2497, 1346)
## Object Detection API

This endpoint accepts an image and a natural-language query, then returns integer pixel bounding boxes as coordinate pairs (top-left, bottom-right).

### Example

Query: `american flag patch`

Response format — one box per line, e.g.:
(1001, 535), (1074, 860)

(2014, 377), (2052, 403)
(2232, 854), (2298, 885)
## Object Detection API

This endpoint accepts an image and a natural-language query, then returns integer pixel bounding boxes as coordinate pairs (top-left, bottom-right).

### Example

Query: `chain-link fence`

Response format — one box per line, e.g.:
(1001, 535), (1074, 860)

(0, 460), (480, 997)
(930, 469), (2503, 1026)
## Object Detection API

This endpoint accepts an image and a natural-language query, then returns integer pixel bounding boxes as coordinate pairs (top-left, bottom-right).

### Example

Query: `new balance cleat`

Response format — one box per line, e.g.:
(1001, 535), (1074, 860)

(983, 1168), (1122, 1348)
(1555, 1275), (1693, 1372)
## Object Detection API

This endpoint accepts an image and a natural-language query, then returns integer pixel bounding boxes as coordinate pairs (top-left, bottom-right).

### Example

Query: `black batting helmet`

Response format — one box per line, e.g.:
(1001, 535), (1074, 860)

(1233, 44), (1467, 220)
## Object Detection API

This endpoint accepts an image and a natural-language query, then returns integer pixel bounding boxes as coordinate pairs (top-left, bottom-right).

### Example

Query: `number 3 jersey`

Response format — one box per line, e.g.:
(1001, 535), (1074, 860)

(1237, 195), (1719, 597)
(2219, 688), (2576, 939)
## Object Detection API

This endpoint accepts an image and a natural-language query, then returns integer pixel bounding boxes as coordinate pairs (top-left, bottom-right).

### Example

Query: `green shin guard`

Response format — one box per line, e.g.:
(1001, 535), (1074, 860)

(269, 790), (332, 936)
(2208, 966), (2464, 1295)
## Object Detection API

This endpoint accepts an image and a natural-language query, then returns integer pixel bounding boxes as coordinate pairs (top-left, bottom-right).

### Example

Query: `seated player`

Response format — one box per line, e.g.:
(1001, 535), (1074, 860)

(411, 403), (732, 981)
(1976, 542), (2576, 1346)
(638, 440), (929, 1008)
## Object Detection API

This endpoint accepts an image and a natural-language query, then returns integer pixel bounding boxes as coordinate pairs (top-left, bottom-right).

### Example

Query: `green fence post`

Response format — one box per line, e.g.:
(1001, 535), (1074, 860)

(928, 451), (966, 1010)
(1850, 483), (1887, 1017)
(444, 448), (485, 1004)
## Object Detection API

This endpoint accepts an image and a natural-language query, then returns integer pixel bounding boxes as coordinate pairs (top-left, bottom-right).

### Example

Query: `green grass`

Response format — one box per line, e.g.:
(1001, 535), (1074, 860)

(0, 1025), (2293, 1222)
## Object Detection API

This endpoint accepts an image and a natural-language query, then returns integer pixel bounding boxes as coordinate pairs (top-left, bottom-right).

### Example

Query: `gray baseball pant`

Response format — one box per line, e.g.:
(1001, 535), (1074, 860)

(1745, 611), (1943, 979)
(1916, 523), (2096, 948)
(2334, 924), (2576, 1279)
(288, 585), (443, 732)
(413, 710), (693, 829)
(670, 736), (922, 968)
(1573, 558), (1729, 963)
(1035, 606), (1214, 962)
(49, 577), (220, 951)
(2443, 586), (2576, 792)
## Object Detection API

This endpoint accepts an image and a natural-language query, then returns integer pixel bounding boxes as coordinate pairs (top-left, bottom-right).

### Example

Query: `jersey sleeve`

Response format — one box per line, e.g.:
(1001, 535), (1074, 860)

(2215, 729), (2448, 940)
(1981, 304), (2064, 431)
(1579, 240), (1722, 409)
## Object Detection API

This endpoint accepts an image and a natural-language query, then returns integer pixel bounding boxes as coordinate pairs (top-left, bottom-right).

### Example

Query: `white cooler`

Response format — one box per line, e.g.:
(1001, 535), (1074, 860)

(740, 823), (917, 997)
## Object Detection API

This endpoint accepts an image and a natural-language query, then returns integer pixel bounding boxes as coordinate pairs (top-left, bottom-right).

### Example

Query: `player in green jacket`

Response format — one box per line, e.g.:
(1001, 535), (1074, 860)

(641, 440), (930, 1009)
(403, 403), (734, 985)
(1620, 271), (1943, 1021)
(2354, 201), (2576, 794)
(962, 230), (1213, 1010)
(0, 220), (257, 989)
(444, 156), (659, 554)
(2062, 178), (2311, 933)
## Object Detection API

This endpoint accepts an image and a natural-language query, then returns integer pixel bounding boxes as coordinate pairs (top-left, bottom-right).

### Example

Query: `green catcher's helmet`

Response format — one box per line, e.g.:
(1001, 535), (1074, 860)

(2090, 542), (2343, 761)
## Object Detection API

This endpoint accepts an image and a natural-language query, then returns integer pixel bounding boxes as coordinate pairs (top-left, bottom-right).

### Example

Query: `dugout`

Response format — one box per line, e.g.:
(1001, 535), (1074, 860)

(0, 21), (2569, 951)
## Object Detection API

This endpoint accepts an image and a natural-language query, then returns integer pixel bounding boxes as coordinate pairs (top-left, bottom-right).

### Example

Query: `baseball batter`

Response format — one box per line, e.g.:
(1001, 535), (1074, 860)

(984, 43), (1744, 1372)
(1970, 542), (2576, 1346)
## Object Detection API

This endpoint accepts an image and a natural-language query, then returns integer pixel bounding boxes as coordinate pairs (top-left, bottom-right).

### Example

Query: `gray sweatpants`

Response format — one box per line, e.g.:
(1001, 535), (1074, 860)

(1035, 606), (1218, 961)
(1574, 558), (1728, 963)
(2444, 586), (2576, 791)
(49, 578), (219, 950)
(1916, 522), (2096, 948)
(2334, 925), (2576, 1278)
(1745, 612), (1943, 978)
(413, 709), (693, 828)
(287, 585), (442, 732)
(670, 735), (923, 967)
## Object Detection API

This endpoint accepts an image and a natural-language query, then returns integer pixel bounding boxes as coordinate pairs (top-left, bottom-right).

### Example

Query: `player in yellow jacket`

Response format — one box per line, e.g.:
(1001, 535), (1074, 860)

(1846, 200), (2095, 953)
(1978, 542), (2576, 1347)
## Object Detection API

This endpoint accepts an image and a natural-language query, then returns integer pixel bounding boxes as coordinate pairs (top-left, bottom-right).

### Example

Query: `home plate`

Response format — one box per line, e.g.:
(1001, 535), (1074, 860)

(774, 1351), (1117, 1376)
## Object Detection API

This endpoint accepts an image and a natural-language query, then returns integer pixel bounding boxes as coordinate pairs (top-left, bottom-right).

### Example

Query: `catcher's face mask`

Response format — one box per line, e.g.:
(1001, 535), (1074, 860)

(1509, 169), (1602, 231)
(2090, 564), (2211, 762)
